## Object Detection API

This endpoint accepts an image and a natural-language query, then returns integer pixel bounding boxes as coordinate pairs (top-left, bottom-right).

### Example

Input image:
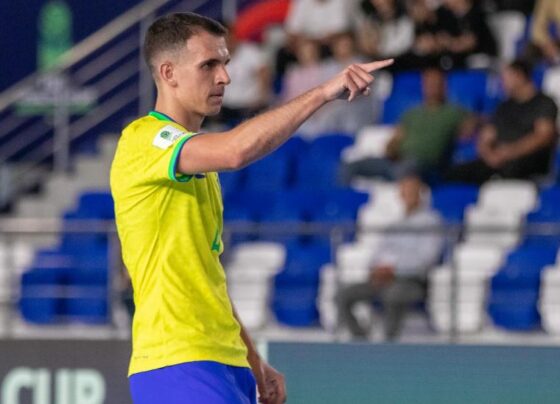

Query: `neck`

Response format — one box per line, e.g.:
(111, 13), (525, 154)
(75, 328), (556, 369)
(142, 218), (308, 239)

(425, 97), (444, 108)
(154, 96), (204, 132)
(512, 83), (536, 103)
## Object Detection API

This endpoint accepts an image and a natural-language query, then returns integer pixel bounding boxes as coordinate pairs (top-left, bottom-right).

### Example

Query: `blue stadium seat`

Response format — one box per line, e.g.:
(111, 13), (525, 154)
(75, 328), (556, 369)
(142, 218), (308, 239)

(20, 266), (67, 324)
(77, 192), (114, 219)
(431, 184), (479, 223)
(489, 244), (558, 330)
(448, 70), (488, 112)
(381, 71), (423, 124)
(219, 170), (245, 195)
(310, 189), (369, 223)
(295, 157), (341, 190)
(243, 152), (290, 192)
(381, 93), (422, 125)
(272, 241), (331, 326)
(308, 134), (353, 158)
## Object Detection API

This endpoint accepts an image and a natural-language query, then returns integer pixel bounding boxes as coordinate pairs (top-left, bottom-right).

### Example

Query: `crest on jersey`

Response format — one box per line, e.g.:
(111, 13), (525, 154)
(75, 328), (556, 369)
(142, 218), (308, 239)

(152, 125), (184, 149)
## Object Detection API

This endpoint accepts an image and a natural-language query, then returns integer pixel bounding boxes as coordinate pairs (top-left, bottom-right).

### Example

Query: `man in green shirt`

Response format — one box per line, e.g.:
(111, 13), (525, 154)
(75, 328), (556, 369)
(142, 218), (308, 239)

(340, 68), (472, 182)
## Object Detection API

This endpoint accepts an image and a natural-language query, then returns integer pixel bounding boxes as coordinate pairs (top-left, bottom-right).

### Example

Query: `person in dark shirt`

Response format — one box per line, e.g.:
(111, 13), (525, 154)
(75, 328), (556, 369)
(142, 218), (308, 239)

(394, 0), (497, 71)
(437, 0), (497, 69)
(446, 60), (558, 184)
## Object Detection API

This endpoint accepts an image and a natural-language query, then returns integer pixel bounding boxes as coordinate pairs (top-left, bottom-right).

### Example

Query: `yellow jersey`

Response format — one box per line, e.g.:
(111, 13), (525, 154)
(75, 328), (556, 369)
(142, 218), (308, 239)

(110, 111), (249, 376)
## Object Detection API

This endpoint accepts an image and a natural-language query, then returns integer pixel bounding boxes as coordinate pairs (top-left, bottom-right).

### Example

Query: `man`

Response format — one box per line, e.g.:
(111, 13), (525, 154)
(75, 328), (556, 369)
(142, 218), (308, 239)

(337, 175), (443, 341)
(110, 12), (392, 404)
(446, 60), (558, 184)
(340, 68), (472, 183)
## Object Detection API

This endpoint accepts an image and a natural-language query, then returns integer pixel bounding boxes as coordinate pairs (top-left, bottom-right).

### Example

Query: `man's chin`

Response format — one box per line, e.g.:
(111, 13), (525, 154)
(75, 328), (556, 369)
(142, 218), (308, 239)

(205, 105), (223, 117)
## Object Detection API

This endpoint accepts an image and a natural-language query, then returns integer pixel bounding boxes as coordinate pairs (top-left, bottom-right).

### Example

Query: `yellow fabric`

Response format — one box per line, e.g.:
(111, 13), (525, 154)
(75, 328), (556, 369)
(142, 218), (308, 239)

(110, 114), (249, 376)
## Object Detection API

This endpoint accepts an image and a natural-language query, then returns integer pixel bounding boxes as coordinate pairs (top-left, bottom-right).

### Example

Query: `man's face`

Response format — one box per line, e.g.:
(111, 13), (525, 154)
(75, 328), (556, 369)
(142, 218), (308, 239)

(172, 31), (231, 117)
(501, 67), (523, 96)
(422, 69), (445, 103)
(399, 176), (423, 212)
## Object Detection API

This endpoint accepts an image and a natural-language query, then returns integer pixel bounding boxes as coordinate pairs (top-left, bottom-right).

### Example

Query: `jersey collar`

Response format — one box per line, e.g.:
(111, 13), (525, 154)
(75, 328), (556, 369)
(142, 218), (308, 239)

(149, 110), (177, 123)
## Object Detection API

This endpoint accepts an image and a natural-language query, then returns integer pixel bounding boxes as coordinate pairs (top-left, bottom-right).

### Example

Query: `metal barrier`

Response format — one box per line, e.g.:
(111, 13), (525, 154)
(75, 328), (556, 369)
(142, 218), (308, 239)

(1, 218), (560, 342)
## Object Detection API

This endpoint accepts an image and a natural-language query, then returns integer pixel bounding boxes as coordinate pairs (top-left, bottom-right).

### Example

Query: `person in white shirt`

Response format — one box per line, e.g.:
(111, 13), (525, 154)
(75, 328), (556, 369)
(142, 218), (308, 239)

(285, 0), (356, 42)
(337, 175), (444, 340)
(214, 30), (271, 125)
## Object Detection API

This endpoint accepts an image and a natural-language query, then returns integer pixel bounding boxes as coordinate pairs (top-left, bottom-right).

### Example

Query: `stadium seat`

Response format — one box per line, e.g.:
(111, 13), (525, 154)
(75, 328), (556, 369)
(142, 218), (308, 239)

(341, 125), (394, 163)
(448, 70), (489, 112)
(477, 180), (537, 214)
(310, 189), (369, 223)
(308, 134), (354, 158)
(488, 244), (558, 330)
(272, 241), (331, 326)
(243, 152), (290, 192)
(381, 71), (423, 124)
(219, 171), (245, 196)
(431, 184), (479, 223)
(76, 192), (114, 219)
(488, 11), (526, 62)
(540, 267), (560, 334)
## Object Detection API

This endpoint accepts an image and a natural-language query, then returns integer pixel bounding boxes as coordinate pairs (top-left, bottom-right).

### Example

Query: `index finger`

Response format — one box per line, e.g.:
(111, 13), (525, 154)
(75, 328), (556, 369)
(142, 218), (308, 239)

(360, 58), (394, 73)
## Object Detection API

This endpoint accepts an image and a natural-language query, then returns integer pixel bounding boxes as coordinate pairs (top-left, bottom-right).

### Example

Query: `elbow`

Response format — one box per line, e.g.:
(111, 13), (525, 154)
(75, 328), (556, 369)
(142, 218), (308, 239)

(226, 147), (249, 171)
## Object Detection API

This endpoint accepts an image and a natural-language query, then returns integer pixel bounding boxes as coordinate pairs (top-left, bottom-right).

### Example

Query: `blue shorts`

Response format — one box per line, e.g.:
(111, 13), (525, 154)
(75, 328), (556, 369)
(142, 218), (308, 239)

(129, 361), (257, 404)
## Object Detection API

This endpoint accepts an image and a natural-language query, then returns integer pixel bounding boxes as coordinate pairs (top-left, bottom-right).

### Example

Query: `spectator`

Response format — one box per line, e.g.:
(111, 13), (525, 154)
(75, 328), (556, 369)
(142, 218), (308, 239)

(527, 0), (560, 65)
(322, 32), (381, 133)
(395, 0), (448, 70)
(340, 68), (473, 182)
(285, 0), (355, 43)
(337, 175), (444, 341)
(356, 0), (415, 60)
(446, 60), (558, 184)
(281, 39), (331, 137)
(276, 0), (356, 79)
(213, 30), (271, 126)
(438, 0), (497, 69)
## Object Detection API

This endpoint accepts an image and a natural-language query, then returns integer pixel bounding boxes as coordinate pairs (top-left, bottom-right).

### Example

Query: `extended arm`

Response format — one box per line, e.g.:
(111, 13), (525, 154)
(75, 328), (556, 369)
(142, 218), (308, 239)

(177, 59), (394, 175)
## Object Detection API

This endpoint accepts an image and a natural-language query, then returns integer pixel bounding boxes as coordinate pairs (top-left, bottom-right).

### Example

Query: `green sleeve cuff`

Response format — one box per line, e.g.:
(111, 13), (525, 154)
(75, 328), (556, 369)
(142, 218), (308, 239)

(168, 134), (195, 182)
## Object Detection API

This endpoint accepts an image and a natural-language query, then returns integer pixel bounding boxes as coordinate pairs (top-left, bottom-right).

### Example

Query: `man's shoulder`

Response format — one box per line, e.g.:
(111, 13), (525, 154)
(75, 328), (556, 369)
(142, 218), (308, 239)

(123, 115), (183, 136)
(121, 116), (191, 149)
(533, 92), (557, 108)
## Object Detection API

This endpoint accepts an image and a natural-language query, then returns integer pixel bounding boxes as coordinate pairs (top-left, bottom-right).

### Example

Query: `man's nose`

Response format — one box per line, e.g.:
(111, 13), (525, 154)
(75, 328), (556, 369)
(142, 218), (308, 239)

(217, 65), (231, 85)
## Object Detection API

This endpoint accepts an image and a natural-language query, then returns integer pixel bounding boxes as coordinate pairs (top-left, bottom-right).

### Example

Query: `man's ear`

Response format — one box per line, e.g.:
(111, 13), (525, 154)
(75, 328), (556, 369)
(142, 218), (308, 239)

(158, 61), (178, 87)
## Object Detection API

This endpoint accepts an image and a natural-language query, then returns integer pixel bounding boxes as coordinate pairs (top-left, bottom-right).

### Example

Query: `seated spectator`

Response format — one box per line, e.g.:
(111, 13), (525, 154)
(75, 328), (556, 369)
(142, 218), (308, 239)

(337, 175), (444, 341)
(212, 30), (271, 126)
(437, 0), (497, 69)
(356, 0), (414, 60)
(339, 68), (473, 182)
(446, 60), (558, 184)
(526, 0), (560, 65)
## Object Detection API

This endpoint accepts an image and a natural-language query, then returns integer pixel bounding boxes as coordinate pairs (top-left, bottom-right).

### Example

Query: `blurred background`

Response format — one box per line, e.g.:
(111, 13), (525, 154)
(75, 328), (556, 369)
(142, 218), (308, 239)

(2, 0), (560, 403)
